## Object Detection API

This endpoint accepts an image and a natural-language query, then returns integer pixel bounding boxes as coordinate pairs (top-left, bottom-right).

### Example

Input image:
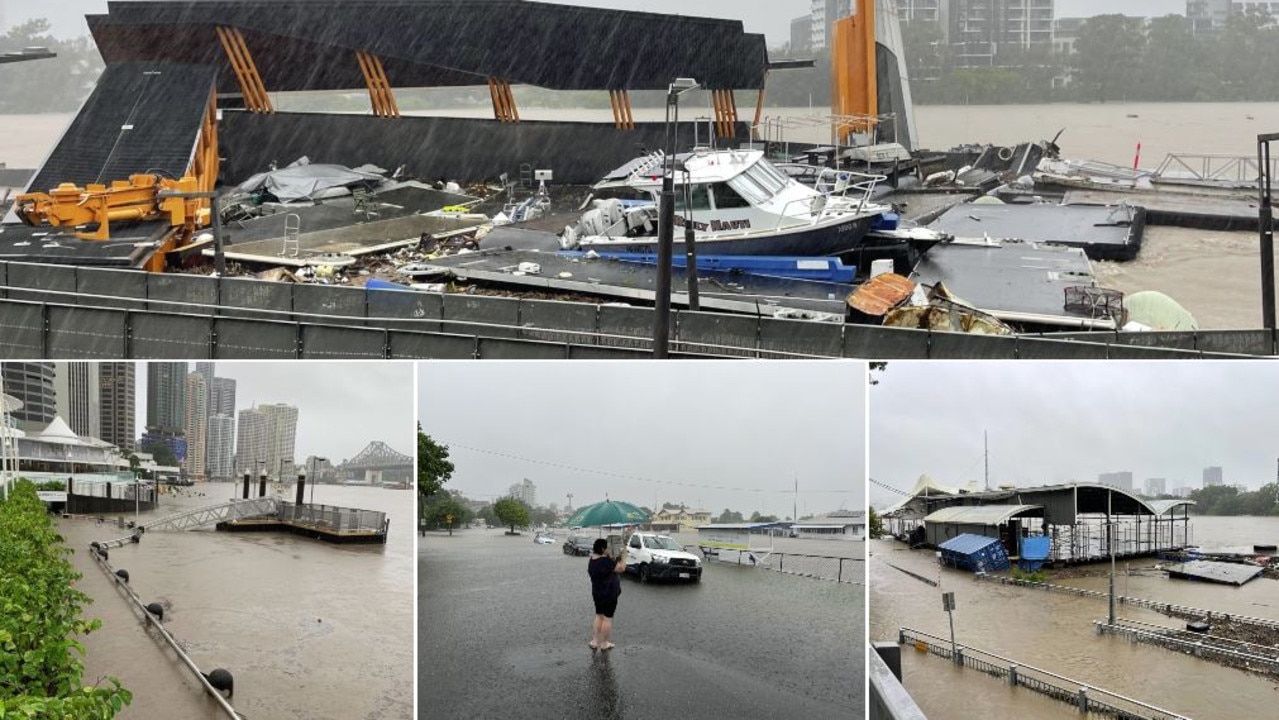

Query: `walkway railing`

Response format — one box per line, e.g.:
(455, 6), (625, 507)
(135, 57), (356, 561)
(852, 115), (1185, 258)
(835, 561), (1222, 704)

(899, 627), (1192, 720)
(973, 573), (1279, 630)
(701, 546), (863, 584)
(1097, 618), (1279, 676)
(277, 501), (386, 533)
(91, 548), (242, 718)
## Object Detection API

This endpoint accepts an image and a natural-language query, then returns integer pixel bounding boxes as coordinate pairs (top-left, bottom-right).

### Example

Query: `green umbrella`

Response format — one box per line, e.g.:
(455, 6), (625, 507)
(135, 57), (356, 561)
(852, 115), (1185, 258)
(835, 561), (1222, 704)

(566, 500), (650, 528)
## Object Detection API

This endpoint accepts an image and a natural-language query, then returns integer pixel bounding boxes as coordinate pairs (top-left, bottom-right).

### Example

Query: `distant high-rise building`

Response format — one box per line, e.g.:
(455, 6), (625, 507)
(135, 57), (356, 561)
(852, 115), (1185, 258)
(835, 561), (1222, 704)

(207, 414), (236, 480)
(235, 408), (268, 475)
(1144, 477), (1167, 496)
(260, 403), (299, 478)
(1203, 466), (1224, 487)
(1098, 471), (1133, 491)
(0, 363), (56, 428)
(210, 377), (237, 417)
(897, 0), (945, 24)
(810, 0), (853, 51)
(183, 372), (209, 481)
(146, 363), (187, 435)
(790, 15), (813, 54)
(53, 363), (101, 439)
(99, 363), (136, 453)
(507, 478), (537, 507)
(947, 0), (1055, 67)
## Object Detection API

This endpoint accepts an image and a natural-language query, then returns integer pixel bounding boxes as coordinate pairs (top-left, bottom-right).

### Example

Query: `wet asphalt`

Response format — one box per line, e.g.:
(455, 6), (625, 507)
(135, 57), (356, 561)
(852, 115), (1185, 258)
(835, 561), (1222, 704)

(419, 530), (863, 719)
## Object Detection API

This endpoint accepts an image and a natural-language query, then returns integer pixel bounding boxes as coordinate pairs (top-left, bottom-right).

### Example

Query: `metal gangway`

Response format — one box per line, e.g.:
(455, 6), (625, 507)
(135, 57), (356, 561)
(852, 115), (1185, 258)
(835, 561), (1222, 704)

(1155, 152), (1279, 187)
(99, 496), (280, 549)
(899, 626), (1192, 720)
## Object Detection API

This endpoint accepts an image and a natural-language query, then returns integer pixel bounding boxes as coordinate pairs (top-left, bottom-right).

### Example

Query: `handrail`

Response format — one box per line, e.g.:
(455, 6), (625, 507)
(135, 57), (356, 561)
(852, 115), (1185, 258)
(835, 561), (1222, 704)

(92, 550), (243, 718)
(900, 626), (1192, 720)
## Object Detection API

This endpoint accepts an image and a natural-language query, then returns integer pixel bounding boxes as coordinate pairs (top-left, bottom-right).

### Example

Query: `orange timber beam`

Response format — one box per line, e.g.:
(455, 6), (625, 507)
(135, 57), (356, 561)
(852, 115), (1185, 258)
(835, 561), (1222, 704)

(215, 26), (273, 113)
(831, 0), (877, 144)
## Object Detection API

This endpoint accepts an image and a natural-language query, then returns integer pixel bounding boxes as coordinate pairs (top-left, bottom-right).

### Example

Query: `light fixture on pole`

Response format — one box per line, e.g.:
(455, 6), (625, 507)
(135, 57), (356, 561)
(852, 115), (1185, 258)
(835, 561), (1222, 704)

(653, 76), (700, 359)
(311, 457), (328, 505)
(1259, 132), (1277, 329)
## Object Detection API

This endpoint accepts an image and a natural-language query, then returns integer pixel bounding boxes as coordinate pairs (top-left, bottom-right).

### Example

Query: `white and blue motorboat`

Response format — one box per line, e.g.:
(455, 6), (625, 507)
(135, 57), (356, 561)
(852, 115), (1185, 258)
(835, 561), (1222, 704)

(559, 148), (891, 256)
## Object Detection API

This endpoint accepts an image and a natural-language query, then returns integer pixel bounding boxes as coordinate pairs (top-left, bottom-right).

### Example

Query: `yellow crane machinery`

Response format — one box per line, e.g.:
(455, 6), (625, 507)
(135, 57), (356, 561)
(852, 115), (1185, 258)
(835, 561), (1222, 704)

(13, 175), (210, 272)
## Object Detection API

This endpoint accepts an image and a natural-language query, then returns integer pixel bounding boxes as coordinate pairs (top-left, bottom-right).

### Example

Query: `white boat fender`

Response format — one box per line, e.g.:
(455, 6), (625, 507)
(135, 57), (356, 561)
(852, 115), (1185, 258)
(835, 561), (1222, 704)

(517, 262), (542, 275)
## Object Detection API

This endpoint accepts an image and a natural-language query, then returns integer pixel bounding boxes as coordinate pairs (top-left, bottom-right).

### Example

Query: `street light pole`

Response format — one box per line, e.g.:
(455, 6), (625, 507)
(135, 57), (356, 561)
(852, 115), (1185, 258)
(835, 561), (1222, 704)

(653, 77), (699, 359)
(1259, 133), (1277, 329)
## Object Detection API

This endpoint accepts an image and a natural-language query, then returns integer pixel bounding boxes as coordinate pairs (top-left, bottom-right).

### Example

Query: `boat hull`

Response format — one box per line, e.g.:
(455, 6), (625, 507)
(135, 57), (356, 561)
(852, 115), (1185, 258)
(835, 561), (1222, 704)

(580, 213), (878, 257)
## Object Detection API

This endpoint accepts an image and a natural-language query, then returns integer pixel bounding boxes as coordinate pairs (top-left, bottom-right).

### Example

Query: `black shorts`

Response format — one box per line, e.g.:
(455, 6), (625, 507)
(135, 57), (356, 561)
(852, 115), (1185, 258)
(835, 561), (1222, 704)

(593, 596), (618, 618)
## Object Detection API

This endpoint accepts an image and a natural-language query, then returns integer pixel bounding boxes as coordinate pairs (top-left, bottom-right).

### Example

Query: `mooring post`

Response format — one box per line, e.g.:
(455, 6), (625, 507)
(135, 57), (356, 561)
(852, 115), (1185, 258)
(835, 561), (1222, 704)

(242, 472), (250, 500)
(1078, 687), (1088, 713)
(295, 471), (306, 520)
(1008, 664), (1018, 686)
(258, 474), (267, 497)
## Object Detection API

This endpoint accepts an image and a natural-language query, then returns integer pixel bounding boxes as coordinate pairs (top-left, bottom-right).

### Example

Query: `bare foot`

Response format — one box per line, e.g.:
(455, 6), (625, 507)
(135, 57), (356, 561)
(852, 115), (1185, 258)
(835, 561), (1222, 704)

(589, 641), (598, 650)
(600, 642), (616, 651)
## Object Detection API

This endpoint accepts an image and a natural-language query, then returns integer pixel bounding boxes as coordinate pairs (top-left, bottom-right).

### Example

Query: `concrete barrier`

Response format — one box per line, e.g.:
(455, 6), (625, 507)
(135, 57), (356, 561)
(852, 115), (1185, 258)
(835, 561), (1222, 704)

(441, 294), (520, 338)
(293, 284), (366, 324)
(46, 306), (126, 358)
(759, 317), (843, 358)
(298, 325), (387, 359)
(843, 326), (930, 358)
(76, 267), (148, 310)
(676, 311), (759, 357)
(5, 262), (76, 303)
(386, 331), (477, 359)
(130, 313), (212, 358)
(597, 305), (657, 350)
(148, 272), (218, 314)
(221, 277), (294, 321)
(477, 337), (570, 360)
(212, 318), (298, 358)
(0, 300), (45, 357)
(928, 332), (1019, 359)
(1195, 330), (1274, 356)
(517, 298), (600, 345)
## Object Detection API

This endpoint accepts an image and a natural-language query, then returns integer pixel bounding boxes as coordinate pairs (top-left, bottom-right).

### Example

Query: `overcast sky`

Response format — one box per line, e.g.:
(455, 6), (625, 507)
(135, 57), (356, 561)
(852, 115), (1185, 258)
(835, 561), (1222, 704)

(135, 361), (414, 464)
(4, 1), (1192, 43)
(869, 362), (1279, 509)
(418, 362), (865, 519)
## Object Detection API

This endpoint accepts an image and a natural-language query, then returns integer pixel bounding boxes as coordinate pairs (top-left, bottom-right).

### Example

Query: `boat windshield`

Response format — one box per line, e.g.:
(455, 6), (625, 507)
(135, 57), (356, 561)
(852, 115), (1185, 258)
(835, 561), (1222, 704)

(710, 182), (751, 209)
(645, 535), (685, 551)
(674, 184), (711, 211)
(728, 172), (771, 205)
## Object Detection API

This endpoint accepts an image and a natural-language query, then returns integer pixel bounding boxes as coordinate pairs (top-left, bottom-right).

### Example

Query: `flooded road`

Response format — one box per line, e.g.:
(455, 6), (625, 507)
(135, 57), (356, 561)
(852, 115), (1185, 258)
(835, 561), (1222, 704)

(870, 519), (1279, 720)
(420, 528), (862, 720)
(63, 484), (414, 720)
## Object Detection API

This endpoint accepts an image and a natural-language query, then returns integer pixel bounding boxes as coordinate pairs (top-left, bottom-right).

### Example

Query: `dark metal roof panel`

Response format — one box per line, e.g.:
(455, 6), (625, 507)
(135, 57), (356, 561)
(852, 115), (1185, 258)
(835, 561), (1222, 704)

(28, 62), (216, 191)
(89, 1), (769, 91)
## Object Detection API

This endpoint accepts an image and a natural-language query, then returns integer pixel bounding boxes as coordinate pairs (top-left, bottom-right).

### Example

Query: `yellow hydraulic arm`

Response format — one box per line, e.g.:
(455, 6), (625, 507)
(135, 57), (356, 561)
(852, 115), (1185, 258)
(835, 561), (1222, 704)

(13, 174), (208, 242)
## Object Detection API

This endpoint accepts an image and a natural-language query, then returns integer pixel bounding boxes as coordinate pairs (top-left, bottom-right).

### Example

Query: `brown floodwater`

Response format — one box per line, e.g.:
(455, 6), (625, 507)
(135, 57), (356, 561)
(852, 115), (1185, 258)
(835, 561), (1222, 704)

(62, 484), (414, 720)
(870, 515), (1279, 720)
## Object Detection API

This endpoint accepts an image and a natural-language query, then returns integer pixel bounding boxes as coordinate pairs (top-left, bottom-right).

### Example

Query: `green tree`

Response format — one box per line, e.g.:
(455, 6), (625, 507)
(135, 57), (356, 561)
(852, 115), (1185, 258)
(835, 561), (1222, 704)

(422, 493), (470, 534)
(139, 438), (178, 468)
(1139, 15), (1206, 102)
(1073, 14), (1146, 102)
(869, 507), (884, 539)
(417, 424), (454, 502)
(716, 509), (744, 523)
(494, 496), (530, 534)
(0, 19), (104, 113)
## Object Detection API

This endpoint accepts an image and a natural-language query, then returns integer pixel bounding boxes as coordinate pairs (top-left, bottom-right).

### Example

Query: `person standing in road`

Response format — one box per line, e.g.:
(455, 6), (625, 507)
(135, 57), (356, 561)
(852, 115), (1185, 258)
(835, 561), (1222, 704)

(587, 536), (627, 650)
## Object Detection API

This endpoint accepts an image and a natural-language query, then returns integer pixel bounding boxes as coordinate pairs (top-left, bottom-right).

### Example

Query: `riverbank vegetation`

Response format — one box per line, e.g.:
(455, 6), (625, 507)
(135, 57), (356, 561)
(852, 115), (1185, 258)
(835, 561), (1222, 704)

(1185, 484), (1279, 516)
(768, 10), (1279, 107)
(0, 480), (130, 717)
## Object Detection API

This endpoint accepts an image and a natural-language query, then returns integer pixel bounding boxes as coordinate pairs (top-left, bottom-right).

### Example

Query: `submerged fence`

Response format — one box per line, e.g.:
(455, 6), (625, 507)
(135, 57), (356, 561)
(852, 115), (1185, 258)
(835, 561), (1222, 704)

(0, 260), (1267, 359)
(1097, 619), (1279, 676)
(899, 627), (1192, 720)
(973, 574), (1279, 630)
(699, 546), (864, 584)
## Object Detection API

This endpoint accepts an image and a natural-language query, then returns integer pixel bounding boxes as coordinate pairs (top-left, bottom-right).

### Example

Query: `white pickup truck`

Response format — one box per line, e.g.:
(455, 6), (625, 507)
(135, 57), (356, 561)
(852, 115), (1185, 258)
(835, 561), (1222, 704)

(624, 532), (703, 583)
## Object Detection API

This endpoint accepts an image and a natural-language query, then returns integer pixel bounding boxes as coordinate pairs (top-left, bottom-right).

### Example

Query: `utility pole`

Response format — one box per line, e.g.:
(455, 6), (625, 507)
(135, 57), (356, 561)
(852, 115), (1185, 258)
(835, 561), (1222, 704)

(984, 431), (989, 491)
(1259, 133), (1277, 329)
(1108, 489), (1116, 626)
